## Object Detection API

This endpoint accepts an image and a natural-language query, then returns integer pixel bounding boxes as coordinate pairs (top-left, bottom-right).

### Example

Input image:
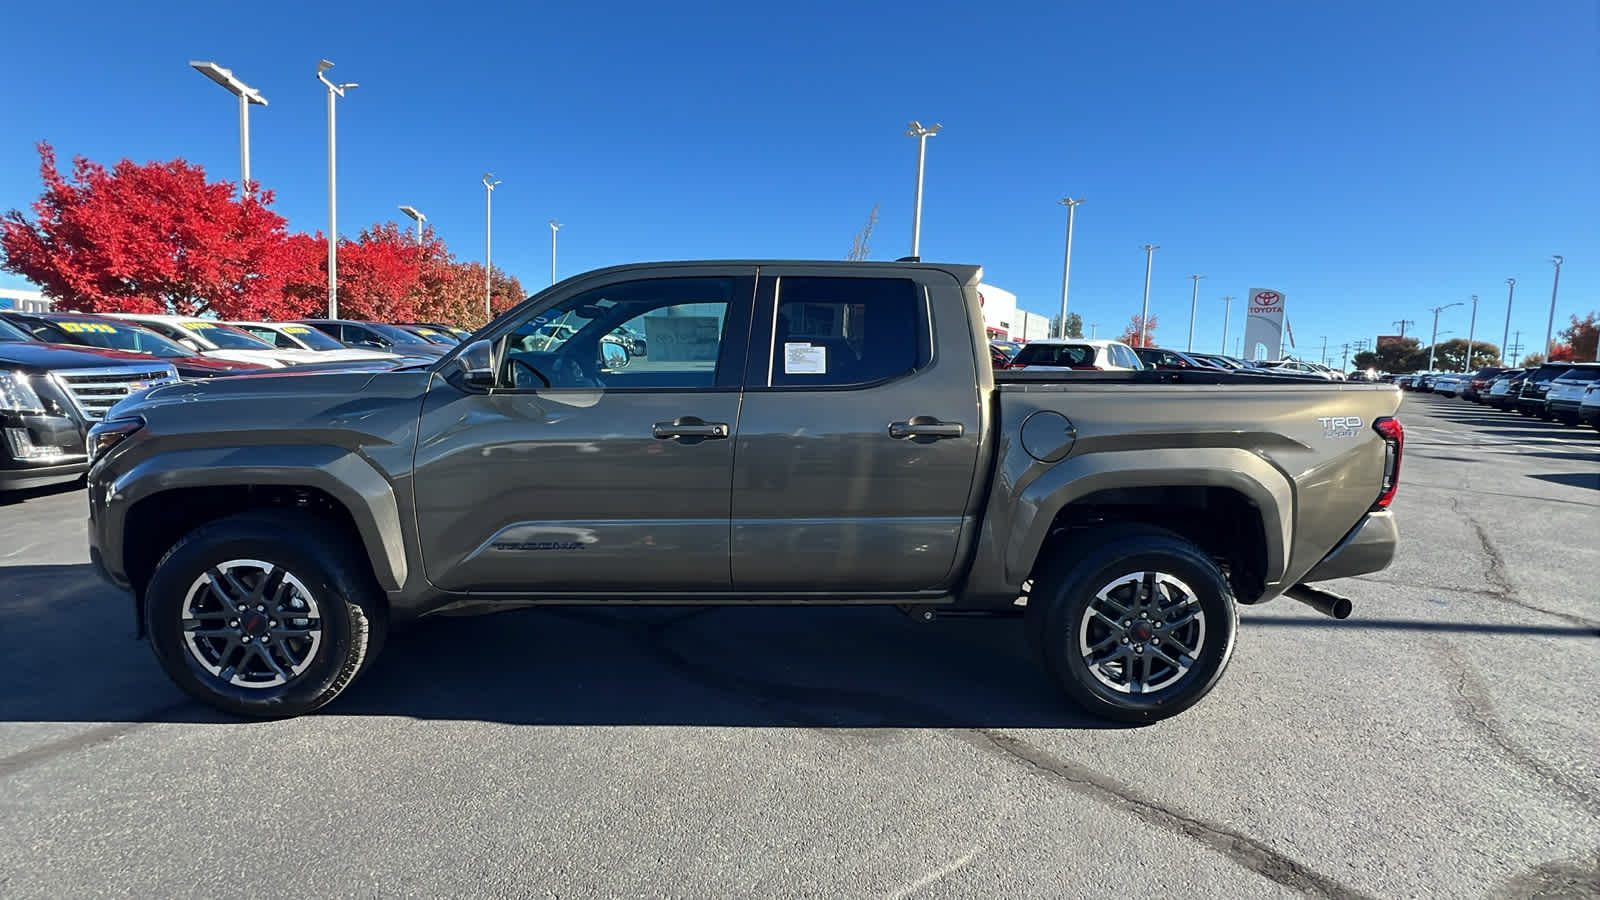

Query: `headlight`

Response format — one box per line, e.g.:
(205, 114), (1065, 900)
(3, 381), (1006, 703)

(0, 371), (45, 414)
(87, 417), (144, 463)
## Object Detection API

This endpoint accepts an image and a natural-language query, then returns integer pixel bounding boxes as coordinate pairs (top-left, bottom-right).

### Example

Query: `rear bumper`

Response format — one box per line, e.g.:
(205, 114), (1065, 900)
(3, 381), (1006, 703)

(1300, 510), (1398, 583)
(1581, 406), (1600, 424)
(1548, 399), (1584, 416)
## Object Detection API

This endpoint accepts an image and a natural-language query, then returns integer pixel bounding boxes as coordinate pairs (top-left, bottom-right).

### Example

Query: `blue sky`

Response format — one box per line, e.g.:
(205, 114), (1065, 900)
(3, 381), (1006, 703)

(3, 0), (1596, 361)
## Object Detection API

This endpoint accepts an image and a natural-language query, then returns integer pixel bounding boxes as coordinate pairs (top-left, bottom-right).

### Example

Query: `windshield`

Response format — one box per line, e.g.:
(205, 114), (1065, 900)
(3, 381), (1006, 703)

(1011, 343), (1095, 367)
(1556, 367), (1600, 382)
(272, 324), (346, 351)
(365, 322), (436, 346)
(177, 321), (276, 351)
(33, 319), (192, 357)
(0, 318), (32, 342)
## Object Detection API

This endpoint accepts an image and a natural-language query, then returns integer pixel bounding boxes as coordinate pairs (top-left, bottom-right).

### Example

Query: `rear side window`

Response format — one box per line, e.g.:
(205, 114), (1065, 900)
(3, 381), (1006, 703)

(1561, 367), (1600, 382)
(769, 276), (919, 387)
(1012, 343), (1095, 367)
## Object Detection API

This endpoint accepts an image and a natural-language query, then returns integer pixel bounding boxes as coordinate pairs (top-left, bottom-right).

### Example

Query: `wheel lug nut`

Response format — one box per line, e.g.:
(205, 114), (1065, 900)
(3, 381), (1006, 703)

(241, 635), (251, 643)
(256, 605), (266, 612)
(269, 621), (278, 628)
(1123, 621), (1132, 628)
(228, 620), (238, 627)
(1121, 637), (1129, 644)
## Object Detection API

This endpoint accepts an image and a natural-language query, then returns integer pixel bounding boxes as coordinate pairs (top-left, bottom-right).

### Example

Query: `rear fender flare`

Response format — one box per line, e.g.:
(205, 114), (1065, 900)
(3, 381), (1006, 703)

(1006, 448), (1293, 587)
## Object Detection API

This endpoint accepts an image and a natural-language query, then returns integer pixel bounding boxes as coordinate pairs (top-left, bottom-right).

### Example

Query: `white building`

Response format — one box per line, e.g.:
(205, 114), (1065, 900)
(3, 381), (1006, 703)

(977, 284), (1052, 342)
(0, 287), (51, 312)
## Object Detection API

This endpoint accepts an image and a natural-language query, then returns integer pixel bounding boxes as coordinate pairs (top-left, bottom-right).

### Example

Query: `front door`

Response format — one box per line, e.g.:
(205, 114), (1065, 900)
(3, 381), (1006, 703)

(730, 268), (984, 592)
(412, 268), (755, 593)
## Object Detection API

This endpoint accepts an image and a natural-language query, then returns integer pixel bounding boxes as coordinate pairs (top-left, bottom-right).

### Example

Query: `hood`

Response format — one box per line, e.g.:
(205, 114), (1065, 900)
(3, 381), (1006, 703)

(0, 341), (176, 372)
(304, 348), (400, 362)
(111, 368), (393, 419)
(170, 355), (271, 377)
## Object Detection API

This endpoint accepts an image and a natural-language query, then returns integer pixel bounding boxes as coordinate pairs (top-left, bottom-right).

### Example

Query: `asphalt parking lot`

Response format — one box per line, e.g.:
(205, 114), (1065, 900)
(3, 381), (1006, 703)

(1, 391), (1596, 899)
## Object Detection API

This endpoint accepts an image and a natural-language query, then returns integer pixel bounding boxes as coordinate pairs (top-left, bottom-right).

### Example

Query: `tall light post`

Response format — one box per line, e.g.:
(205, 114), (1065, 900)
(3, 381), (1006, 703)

(1319, 335), (1328, 367)
(398, 206), (426, 244)
(548, 219), (561, 286)
(1089, 322), (1098, 339)
(1426, 301), (1463, 371)
(317, 60), (357, 319)
(1500, 278), (1515, 364)
(1544, 255), (1564, 359)
(1186, 274), (1204, 351)
(1220, 296), (1234, 354)
(1463, 294), (1479, 373)
(482, 174), (501, 318)
(905, 121), (941, 258)
(189, 61), (267, 196)
(1138, 244), (1160, 347)
(1057, 197), (1082, 337)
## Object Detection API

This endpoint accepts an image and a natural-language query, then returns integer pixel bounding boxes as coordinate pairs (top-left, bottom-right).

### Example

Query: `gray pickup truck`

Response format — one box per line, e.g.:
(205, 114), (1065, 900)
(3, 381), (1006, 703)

(86, 261), (1403, 723)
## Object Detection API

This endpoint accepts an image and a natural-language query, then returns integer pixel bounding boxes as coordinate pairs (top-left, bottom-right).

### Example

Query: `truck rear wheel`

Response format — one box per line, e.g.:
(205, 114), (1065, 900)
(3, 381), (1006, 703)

(1027, 525), (1237, 723)
(144, 511), (385, 718)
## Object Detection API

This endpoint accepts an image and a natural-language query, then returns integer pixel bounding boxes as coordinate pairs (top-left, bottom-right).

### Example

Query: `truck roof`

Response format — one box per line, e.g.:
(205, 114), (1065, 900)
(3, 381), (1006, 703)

(545, 260), (985, 288)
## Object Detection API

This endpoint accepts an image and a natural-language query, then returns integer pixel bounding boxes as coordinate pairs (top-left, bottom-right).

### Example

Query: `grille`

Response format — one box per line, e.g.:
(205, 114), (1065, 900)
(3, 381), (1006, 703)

(52, 366), (179, 421)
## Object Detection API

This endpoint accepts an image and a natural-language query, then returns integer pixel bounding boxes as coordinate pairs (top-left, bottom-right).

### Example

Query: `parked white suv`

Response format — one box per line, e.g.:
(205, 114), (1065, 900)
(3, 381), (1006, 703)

(1003, 339), (1146, 371)
(105, 314), (320, 368)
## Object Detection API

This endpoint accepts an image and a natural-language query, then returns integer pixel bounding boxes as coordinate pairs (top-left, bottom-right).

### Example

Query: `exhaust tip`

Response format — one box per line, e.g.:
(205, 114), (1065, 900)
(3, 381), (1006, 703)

(1287, 584), (1354, 620)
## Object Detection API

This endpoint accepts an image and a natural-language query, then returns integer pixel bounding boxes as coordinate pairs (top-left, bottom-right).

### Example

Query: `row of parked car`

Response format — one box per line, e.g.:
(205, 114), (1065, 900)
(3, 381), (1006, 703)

(988, 338), (1362, 379)
(1395, 363), (1600, 431)
(0, 311), (476, 490)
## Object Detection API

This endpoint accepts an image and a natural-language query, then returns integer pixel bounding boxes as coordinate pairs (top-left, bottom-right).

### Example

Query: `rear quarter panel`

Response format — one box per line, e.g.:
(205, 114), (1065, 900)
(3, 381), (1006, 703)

(964, 381), (1402, 603)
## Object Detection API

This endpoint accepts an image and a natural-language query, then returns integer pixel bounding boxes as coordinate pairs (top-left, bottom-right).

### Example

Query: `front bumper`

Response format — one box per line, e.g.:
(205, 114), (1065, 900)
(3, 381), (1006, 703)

(1300, 510), (1398, 583)
(1, 412), (89, 490)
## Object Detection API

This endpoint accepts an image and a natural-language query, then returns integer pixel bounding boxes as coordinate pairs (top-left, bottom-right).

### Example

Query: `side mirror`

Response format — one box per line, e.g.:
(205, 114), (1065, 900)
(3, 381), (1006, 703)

(601, 341), (630, 370)
(455, 339), (496, 388)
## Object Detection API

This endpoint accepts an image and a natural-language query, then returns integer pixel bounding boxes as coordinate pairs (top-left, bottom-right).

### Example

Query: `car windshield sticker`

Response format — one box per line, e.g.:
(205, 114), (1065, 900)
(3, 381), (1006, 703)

(182, 322), (217, 330)
(784, 342), (826, 374)
(282, 326), (311, 334)
(60, 321), (118, 334)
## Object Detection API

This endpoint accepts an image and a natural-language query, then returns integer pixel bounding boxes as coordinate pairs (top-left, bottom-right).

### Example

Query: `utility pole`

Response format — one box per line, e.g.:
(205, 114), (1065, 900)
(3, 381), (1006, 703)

(1392, 319), (1414, 338)
(1138, 244), (1160, 347)
(1500, 278), (1515, 365)
(548, 220), (561, 285)
(1426, 301), (1464, 371)
(1221, 296), (1234, 354)
(1186, 274), (1204, 351)
(905, 121), (941, 258)
(1509, 330), (1522, 364)
(1341, 342), (1351, 371)
(1089, 322), (1098, 339)
(1463, 294), (1478, 372)
(1056, 198), (1082, 337)
(1319, 335), (1328, 367)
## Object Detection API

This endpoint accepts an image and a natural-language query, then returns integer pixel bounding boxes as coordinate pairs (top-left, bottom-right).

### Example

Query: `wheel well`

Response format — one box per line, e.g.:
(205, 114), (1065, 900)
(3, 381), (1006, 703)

(123, 485), (369, 607)
(1037, 486), (1269, 603)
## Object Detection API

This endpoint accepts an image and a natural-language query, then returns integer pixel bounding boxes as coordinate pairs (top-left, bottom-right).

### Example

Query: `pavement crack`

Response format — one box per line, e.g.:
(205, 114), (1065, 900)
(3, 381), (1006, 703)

(1429, 641), (1600, 818)
(1448, 498), (1600, 631)
(963, 729), (1374, 900)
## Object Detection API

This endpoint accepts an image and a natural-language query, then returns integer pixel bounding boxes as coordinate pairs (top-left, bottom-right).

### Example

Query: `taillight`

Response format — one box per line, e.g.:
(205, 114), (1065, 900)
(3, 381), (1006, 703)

(1372, 417), (1403, 509)
(1006, 363), (1026, 370)
(1070, 365), (1104, 371)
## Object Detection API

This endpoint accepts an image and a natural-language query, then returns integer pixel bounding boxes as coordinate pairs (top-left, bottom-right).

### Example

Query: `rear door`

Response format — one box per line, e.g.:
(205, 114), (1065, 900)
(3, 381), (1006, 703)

(729, 268), (984, 592)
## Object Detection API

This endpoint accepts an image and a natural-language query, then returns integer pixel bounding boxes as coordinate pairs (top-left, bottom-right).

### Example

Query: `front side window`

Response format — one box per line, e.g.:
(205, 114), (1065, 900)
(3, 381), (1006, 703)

(769, 277), (919, 387)
(498, 277), (737, 390)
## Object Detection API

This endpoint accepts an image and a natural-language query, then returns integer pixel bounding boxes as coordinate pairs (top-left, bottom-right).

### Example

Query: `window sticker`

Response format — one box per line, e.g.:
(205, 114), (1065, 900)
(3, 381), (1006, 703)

(783, 342), (826, 375)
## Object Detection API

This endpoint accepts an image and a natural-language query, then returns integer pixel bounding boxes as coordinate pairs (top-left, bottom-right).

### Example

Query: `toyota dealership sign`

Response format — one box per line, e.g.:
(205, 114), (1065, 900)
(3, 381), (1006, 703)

(1242, 288), (1287, 360)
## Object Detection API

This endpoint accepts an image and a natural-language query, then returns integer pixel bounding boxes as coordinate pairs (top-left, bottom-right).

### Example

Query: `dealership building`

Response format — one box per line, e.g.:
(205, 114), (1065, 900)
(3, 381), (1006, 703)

(0, 287), (51, 312)
(977, 284), (1052, 342)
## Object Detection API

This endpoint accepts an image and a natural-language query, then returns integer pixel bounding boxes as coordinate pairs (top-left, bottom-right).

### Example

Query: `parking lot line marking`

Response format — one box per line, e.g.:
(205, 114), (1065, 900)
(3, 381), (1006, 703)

(886, 849), (978, 900)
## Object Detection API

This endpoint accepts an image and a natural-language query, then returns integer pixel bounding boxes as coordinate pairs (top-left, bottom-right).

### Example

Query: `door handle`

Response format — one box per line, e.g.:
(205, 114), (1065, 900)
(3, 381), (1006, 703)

(888, 418), (965, 439)
(652, 417), (729, 440)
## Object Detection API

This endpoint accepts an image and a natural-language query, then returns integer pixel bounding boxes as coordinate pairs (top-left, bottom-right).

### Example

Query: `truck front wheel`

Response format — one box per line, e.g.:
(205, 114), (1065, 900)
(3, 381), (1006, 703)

(144, 511), (385, 718)
(1027, 525), (1238, 723)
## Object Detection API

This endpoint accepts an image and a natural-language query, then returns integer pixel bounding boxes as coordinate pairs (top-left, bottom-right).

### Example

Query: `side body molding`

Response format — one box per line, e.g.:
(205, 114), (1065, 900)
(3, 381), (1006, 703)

(104, 444), (409, 591)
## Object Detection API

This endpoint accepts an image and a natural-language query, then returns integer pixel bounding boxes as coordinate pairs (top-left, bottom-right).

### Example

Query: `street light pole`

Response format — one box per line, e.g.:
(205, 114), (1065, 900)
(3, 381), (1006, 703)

(1464, 294), (1478, 373)
(1500, 278), (1515, 365)
(1319, 335), (1328, 367)
(1186, 274), (1204, 351)
(1426, 301), (1463, 371)
(1089, 322), (1098, 339)
(1138, 244), (1160, 347)
(1057, 198), (1082, 338)
(905, 121), (941, 258)
(398, 206), (426, 244)
(483, 174), (501, 319)
(317, 61), (357, 319)
(190, 62), (267, 196)
(1221, 296), (1233, 354)
(549, 220), (561, 286)
(1544, 255), (1564, 360)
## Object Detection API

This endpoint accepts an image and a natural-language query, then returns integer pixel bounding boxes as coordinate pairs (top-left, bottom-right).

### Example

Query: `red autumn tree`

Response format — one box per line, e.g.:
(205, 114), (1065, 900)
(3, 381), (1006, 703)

(1118, 314), (1159, 347)
(1557, 312), (1597, 362)
(0, 142), (303, 319)
(332, 223), (424, 323)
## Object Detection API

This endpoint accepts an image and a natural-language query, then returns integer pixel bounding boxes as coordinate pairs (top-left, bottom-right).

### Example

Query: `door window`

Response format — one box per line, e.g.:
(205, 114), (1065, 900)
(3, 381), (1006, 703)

(497, 277), (741, 391)
(768, 276), (920, 387)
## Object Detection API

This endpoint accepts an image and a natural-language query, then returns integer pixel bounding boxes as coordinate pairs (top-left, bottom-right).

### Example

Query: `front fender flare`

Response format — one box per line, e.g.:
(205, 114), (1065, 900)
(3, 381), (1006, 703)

(102, 445), (408, 592)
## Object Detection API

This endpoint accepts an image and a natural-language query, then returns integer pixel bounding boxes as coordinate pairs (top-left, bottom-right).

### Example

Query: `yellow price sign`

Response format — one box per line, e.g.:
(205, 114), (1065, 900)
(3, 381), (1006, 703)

(182, 321), (218, 330)
(282, 326), (312, 334)
(60, 321), (118, 334)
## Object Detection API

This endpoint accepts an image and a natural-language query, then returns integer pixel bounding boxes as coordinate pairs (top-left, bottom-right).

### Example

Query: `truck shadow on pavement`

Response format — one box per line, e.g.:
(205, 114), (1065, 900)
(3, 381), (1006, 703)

(6, 565), (1596, 727)
(1527, 472), (1600, 491)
